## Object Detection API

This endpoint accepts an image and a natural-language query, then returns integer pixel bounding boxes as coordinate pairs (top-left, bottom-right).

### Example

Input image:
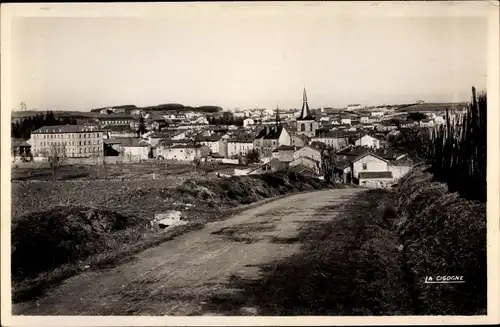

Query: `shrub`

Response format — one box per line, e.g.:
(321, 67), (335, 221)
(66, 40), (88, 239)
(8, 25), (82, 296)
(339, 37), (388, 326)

(395, 167), (486, 314)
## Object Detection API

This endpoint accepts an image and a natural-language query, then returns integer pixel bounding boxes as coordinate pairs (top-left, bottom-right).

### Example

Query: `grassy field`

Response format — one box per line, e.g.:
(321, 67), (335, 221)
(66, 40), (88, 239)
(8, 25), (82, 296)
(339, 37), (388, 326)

(11, 171), (334, 302)
(11, 161), (247, 182)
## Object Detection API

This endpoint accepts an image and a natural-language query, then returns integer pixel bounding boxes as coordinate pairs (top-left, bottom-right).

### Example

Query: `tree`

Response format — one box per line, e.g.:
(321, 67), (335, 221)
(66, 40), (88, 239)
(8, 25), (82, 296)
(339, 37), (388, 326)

(137, 114), (147, 137)
(245, 149), (260, 163)
(46, 143), (65, 181)
(321, 148), (340, 183)
(407, 112), (427, 121)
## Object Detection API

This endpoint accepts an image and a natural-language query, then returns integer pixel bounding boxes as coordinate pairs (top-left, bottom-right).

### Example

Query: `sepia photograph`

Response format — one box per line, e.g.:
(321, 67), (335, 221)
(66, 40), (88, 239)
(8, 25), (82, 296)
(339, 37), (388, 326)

(1, 1), (499, 326)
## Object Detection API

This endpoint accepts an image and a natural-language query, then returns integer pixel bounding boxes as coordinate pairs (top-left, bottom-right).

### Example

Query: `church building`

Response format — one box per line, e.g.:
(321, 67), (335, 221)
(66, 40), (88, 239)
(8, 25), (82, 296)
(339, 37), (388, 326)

(296, 88), (319, 138)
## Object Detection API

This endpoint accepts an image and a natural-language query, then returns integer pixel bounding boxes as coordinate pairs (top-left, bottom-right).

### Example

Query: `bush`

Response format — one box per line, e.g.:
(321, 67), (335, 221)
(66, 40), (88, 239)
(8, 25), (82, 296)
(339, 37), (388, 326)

(12, 206), (144, 280)
(395, 166), (486, 314)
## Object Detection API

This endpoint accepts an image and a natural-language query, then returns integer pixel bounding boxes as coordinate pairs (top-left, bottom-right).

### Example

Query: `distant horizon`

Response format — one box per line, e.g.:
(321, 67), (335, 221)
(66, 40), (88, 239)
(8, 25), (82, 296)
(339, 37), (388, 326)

(10, 4), (488, 112)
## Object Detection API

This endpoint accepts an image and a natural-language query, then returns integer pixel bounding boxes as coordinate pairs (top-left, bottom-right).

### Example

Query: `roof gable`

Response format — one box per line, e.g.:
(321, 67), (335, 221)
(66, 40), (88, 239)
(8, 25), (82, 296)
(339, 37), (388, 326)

(352, 151), (389, 163)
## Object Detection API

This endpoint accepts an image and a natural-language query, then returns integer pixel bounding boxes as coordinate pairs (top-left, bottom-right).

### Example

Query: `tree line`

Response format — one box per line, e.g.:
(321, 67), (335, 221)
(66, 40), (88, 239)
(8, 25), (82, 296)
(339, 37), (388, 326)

(207, 112), (244, 126)
(11, 111), (78, 139)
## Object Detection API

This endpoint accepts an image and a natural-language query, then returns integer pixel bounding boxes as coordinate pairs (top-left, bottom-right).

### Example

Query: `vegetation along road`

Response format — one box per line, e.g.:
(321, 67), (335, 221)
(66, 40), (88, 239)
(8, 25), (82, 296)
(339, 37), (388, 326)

(14, 188), (414, 316)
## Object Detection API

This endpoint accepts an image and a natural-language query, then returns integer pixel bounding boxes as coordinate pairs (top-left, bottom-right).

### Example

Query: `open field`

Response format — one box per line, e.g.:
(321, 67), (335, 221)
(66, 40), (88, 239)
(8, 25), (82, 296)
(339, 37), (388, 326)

(11, 171), (337, 303)
(11, 161), (248, 182)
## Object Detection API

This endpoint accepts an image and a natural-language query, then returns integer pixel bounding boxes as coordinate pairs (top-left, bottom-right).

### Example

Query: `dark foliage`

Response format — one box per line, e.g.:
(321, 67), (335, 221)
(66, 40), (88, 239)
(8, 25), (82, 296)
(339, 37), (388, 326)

(427, 87), (486, 202)
(407, 112), (427, 121)
(207, 112), (244, 126)
(11, 111), (78, 139)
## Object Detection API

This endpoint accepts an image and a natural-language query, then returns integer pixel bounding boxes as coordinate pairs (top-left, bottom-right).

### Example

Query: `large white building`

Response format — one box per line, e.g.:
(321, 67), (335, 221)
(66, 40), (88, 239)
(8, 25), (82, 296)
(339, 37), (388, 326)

(30, 125), (104, 158)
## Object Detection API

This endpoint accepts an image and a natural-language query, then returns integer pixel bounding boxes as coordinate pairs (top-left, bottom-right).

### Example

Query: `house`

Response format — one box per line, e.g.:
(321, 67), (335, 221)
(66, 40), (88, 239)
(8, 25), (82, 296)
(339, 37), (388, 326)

(340, 115), (352, 125)
(293, 146), (322, 165)
(376, 121), (398, 132)
(419, 119), (435, 128)
(311, 132), (349, 150)
(12, 138), (32, 158)
(243, 118), (255, 128)
(227, 135), (254, 158)
(95, 115), (134, 127)
(277, 145), (295, 163)
(195, 134), (224, 156)
(119, 138), (150, 161)
(156, 142), (209, 161)
(360, 115), (370, 124)
(171, 130), (187, 140)
(399, 120), (419, 129)
(291, 133), (310, 148)
(354, 134), (382, 149)
(255, 125), (291, 158)
(351, 152), (390, 182)
(346, 104), (363, 111)
(30, 125), (104, 158)
(289, 163), (317, 177)
(370, 111), (385, 117)
(290, 156), (320, 174)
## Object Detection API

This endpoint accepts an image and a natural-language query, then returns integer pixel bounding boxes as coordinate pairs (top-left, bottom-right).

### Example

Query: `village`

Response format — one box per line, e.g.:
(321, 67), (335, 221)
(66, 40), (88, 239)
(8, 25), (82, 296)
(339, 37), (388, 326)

(11, 88), (467, 188)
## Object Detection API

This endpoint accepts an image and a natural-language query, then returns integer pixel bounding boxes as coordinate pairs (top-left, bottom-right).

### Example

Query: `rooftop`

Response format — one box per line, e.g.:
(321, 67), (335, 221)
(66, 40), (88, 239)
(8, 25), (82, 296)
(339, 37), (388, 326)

(358, 171), (393, 179)
(32, 125), (103, 134)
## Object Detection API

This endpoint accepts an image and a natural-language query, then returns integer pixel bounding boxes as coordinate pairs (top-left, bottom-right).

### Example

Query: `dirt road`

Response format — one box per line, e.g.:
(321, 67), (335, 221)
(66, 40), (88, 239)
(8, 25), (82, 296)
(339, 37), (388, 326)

(14, 188), (365, 316)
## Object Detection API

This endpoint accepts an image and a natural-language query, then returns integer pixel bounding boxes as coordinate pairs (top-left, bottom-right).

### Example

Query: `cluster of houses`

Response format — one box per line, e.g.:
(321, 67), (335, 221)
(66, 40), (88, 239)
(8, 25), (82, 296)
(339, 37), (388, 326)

(15, 89), (469, 188)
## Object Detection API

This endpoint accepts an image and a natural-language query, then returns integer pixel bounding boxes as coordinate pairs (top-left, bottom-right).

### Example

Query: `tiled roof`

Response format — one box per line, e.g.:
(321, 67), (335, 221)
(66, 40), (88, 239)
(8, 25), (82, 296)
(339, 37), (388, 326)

(195, 135), (222, 142)
(32, 125), (103, 134)
(119, 138), (149, 147)
(277, 145), (295, 151)
(358, 171), (393, 179)
(290, 164), (315, 174)
(96, 115), (134, 120)
(170, 144), (203, 149)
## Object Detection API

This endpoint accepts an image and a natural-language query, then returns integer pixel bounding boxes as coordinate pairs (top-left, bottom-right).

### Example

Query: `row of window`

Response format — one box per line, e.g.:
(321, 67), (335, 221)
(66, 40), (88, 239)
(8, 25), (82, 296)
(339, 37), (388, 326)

(101, 120), (131, 124)
(40, 147), (101, 154)
(38, 140), (102, 146)
(35, 133), (102, 139)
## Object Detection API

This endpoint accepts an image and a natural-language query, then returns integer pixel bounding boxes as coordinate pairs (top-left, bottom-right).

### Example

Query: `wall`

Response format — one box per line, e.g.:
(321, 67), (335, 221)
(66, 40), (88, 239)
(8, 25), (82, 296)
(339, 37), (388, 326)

(312, 137), (348, 150)
(31, 131), (104, 158)
(227, 142), (254, 157)
(355, 135), (380, 148)
(234, 168), (250, 176)
(389, 165), (412, 180)
(352, 155), (389, 179)
(121, 146), (149, 161)
(290, 157), (320, 173)
(278, 150), (294, 162)
(358, 178), (394, 189)
(293, 147), (321, 163)
(158, 147), (200, 161)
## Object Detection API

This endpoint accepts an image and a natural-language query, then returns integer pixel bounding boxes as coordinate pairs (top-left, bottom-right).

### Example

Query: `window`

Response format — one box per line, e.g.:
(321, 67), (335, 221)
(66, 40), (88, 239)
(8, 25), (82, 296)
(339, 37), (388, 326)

(310, 123), (313, 130)
(373, 140), (377, 147)
(301, 123), (305, 132)
(362, 163), (367, 170)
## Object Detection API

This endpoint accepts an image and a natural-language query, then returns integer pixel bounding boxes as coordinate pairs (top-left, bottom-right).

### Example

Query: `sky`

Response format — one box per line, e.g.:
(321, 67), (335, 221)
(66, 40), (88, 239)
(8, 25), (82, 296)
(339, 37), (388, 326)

(10, 4), (489, 111)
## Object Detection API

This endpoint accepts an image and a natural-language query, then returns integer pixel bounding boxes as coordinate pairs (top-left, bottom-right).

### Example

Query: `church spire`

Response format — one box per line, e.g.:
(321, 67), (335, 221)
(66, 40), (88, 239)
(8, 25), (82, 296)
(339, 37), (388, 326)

(275, 102), (281, 126)
(299, 87), (312, 120)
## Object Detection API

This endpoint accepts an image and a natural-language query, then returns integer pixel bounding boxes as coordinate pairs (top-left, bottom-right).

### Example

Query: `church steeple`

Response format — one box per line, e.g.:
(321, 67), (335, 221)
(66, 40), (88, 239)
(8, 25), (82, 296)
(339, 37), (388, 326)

(298, 87), (313, 120)
(275, 102), (281, 126)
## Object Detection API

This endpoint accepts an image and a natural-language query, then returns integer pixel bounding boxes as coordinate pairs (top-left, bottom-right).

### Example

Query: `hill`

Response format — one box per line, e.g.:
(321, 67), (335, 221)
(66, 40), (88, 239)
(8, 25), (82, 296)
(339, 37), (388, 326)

(396, 102), (467, 113)
(90, 103), (223, 114)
